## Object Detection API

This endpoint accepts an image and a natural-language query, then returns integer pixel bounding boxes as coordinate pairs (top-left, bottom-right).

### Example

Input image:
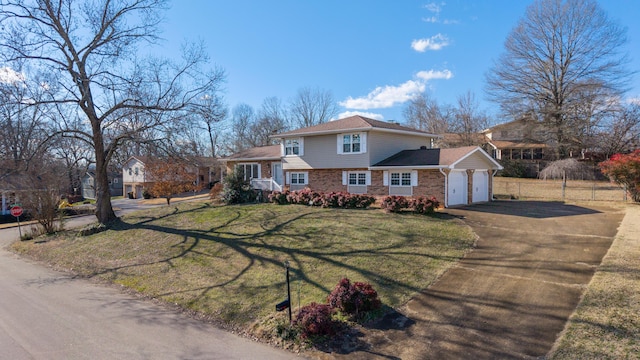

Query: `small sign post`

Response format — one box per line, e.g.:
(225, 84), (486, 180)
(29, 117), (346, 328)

(10, 204), (23, 239)
(275, 260), (293, 324)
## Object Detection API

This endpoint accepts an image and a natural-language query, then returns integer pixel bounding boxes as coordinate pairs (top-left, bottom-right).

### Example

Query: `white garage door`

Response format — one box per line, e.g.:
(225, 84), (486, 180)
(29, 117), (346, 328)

(448, 170), (467, 206)
(472, 171), (489, 203)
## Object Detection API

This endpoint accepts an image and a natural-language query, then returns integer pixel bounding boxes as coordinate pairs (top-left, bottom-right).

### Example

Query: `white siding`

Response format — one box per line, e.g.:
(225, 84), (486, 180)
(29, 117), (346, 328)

(123, 158), (146, 183)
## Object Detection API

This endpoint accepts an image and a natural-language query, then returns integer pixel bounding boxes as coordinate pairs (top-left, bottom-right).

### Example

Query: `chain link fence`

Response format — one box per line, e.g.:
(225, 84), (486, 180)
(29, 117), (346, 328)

(493, 178), (629, 202)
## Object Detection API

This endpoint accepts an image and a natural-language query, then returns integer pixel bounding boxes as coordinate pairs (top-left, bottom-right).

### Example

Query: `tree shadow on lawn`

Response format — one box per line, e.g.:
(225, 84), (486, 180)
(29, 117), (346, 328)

(98, 204), (464, 314)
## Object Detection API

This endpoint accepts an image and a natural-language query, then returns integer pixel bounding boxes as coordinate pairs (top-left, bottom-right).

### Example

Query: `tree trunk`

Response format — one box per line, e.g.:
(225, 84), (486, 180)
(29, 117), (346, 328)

(93, 125), (117, 224)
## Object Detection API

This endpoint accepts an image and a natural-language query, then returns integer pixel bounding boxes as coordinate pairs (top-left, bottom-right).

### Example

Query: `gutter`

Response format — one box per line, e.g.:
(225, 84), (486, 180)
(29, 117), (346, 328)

(439, 168), (448, 208)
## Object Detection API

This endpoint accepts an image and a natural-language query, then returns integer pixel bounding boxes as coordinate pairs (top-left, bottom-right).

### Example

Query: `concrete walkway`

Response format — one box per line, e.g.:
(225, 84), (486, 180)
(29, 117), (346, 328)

(327, 201), (626, 359)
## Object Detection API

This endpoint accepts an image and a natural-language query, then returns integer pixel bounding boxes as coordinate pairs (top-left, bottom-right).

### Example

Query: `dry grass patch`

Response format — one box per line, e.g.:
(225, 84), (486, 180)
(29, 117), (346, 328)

(12, 202), (474, 333)
(548, 205), (640, 359)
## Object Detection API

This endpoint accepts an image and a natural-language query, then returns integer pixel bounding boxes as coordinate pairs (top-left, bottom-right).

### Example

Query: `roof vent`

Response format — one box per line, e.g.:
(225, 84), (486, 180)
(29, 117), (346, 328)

(420, 145), (427, 150)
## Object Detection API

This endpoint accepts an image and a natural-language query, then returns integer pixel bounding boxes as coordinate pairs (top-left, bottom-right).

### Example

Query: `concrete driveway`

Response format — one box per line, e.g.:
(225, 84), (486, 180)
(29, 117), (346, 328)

(329, 201), (625, 359)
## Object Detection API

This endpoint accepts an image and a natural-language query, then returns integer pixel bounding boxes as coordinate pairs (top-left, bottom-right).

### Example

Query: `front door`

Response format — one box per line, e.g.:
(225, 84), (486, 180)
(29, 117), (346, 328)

(272, 163), (283, 185)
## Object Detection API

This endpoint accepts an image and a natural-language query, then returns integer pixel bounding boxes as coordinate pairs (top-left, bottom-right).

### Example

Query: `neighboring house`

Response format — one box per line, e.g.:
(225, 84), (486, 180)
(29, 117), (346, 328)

(481, 117), (550, 161)
(122, 155), (217, 199)
(122, 156), (150, 199)
(224, 115), (502, 207)
(220, 145), (283, 191)
(81, 171), (123, 199)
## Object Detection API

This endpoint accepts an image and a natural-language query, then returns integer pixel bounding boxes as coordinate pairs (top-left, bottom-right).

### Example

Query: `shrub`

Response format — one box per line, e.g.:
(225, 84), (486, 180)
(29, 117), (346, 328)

(599, 150), (640, 202)
(293, 302), (339, 340)
(267, 190), (376, 209)
(268, 190), (289, 205)
(209, 182), (224, 200)
(327, 278), (381, 320)
(221, 168), (258, 204)
(410, 196), (440, 214)
(380, 195), (410, 213)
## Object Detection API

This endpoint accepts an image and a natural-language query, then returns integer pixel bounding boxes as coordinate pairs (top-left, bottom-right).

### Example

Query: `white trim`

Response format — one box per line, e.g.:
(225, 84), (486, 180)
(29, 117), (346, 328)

(411, 170), (418, 186)
(289, 171), (308, 185)
(286, 171), (290, 184)
(383, 171), (389, 186)
(450, 146), (503, 170)
(365, 171), (371, 186)
(337, 132), (366, 155)
(342, 171), (347, 185)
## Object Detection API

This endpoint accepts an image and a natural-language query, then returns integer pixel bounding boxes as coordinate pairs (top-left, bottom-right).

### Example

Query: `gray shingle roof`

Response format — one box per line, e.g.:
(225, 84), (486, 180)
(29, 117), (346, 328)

(373, 146), (480, 167)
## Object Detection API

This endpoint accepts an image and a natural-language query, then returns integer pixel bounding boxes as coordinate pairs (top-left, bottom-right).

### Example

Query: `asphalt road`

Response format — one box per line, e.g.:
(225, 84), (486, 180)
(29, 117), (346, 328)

(0, 199), (299, 360)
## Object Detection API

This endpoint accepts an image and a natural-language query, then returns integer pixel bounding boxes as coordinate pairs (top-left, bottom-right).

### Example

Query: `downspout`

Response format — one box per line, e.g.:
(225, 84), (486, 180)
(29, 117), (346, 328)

(439, 168), (448, 208)
(491, 169), (498, 201)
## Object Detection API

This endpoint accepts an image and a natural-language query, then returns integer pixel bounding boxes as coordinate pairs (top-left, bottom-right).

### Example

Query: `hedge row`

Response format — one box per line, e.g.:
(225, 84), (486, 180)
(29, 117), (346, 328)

(380, 195), (440, 214)
(268, 188), (375, 209)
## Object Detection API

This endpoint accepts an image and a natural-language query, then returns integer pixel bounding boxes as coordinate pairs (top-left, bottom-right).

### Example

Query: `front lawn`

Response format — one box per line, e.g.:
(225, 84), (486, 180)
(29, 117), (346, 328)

(12, 202), (474, 334)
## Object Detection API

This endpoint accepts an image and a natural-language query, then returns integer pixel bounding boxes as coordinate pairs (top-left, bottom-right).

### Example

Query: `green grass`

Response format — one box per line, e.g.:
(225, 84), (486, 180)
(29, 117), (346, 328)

(12, 202), (474, 332)
(548, 205), (640, 359)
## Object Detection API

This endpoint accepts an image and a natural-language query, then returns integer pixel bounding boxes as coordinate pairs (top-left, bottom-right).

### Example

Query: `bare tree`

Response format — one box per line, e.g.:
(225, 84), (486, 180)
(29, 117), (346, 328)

(289, 87), (338, 128)
(251, 96), (288, 146)
(486, 0), (632, 158)
(0, 0), (225, 224)
(597, 102), (640, 157)
(449, 91), (489, 146)
(402, 92), (451, 134)
(226, 103), (255, 153)
(0, 67), (50, 176)
(192, 93), (227, 157)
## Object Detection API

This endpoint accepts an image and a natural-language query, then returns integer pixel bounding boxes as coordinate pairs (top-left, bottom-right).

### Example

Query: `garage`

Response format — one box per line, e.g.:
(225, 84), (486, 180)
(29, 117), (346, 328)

(472, 170), (489, 203)
(448, 170), (468, 206)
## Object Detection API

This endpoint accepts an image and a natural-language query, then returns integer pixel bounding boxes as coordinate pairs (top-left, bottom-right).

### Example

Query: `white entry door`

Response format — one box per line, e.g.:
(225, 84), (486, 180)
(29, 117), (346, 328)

(472, 171), (489, 203)
(448, 170), (468, 206)
(272, 163), (283, 185)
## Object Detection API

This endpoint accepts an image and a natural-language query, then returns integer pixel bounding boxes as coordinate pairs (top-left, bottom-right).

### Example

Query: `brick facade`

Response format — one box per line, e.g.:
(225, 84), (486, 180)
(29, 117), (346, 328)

(414, 170), (446, 201)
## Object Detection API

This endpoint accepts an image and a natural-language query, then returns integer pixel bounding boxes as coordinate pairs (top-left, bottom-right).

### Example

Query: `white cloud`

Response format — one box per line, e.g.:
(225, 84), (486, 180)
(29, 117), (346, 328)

(411, 33), (450, 52)
(0, 67), (25, 84)
(335, 111), (384, 120)
(423, 2), (443, 14)
(422, 16), (439, 23)
(628, 97), (640, 105)
(339, 70), (453, 110)
(416, 69), (453, 81)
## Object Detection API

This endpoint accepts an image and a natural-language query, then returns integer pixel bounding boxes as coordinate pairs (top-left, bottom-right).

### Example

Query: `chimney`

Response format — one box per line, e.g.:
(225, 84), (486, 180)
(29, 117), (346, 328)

(420, 146), (427, 150)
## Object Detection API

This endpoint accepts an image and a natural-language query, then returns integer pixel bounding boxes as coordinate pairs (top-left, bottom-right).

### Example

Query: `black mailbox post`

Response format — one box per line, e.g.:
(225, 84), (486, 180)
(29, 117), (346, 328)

(275, 261), (292, 323)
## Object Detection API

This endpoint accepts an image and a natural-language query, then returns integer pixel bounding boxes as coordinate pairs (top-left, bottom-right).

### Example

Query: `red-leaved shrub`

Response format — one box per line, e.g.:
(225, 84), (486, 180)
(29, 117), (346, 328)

(327, 278), (381, 319)
(293, 302), (339, 339)
(268, 190), (375, 209)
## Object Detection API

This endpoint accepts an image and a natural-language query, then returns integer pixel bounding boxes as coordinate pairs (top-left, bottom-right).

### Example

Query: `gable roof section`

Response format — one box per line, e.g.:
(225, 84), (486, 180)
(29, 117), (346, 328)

(273, 115), (440, 138)
(222, 145), (281, 162)
(371, 146), (502, 170)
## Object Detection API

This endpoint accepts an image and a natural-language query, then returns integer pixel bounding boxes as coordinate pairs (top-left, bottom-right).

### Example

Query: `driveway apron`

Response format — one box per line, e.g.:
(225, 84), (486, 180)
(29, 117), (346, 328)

(331, 201), (624, 359)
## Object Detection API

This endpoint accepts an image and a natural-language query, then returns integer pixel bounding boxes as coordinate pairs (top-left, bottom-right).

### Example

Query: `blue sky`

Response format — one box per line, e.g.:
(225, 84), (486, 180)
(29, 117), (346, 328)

(161, 1), (640, 125)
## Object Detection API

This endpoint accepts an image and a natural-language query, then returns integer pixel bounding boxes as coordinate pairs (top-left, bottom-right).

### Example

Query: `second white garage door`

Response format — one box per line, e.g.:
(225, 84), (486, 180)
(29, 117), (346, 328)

(472, 171), (489, 203)
(448, 170), (467, 206)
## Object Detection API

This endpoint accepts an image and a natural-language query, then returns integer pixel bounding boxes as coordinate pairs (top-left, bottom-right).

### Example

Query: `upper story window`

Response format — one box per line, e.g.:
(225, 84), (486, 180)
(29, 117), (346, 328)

(337, 132), (366, 154)
(285, 138), (300, 155)
(283, 138), (303, 156)
(134, 167), (139, 176)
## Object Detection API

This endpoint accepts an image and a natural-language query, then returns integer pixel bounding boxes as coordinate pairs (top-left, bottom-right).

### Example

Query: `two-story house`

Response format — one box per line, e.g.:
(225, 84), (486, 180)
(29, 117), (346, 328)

(224, 115), (502, 207)
(481, 117), (550, 161)
(81, 170), (123, 199)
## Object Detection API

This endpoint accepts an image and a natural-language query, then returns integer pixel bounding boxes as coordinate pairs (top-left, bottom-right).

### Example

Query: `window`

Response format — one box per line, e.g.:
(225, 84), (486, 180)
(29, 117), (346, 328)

(237, 163), (260, 181)
(290, 172), (306, 185)
(128, 168), (132, 176)
(343, 134), (360, 153)
(134, 167), (139, 176)
(285, 138), (300, 155)
(349, 172), (366, 185)
(113, 178), (118, 184)
(390, 172), (412, 186)
(338, 133), (366, 154)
